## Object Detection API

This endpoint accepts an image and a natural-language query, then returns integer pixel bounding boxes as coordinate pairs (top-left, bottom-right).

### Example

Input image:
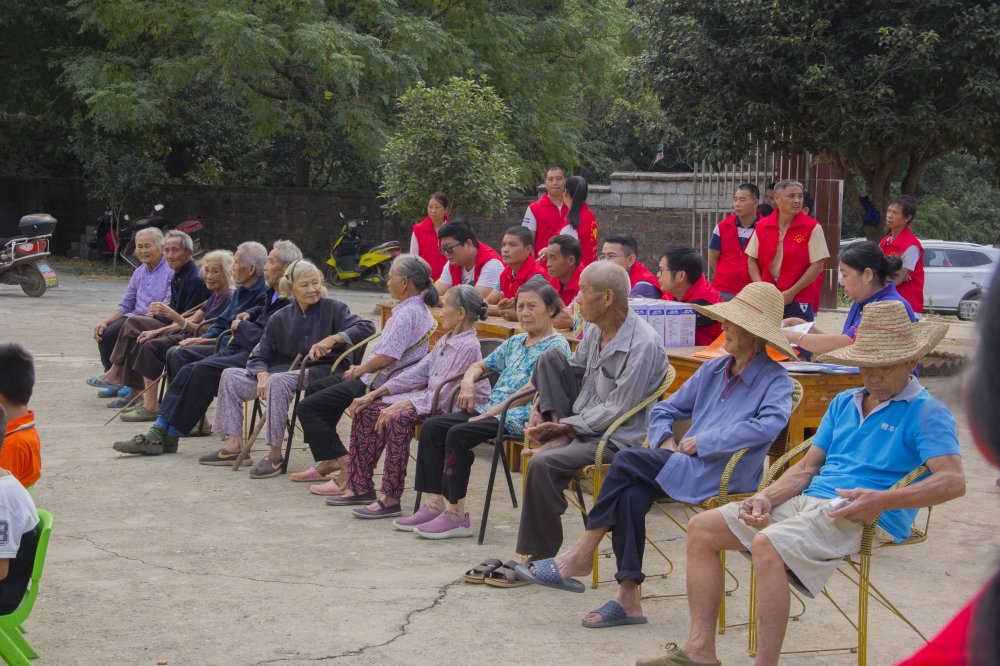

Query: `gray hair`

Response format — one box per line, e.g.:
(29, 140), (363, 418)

(164, 229), (194, 253)
(202, 249), (234, 287)
(393, 255), (439, 307)
(582, 261), (630, 305)
(774, 179), (804, 193)
(278, 260), (327, 299)
(134, 227), (165, 247)
(448, 284), (488, 322)
(271, 239), (303, 266)
(236, 241), (268, 277)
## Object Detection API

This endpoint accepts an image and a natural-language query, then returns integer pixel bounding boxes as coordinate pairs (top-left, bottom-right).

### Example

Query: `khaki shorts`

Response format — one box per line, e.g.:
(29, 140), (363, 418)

(718, 495), (892, 598)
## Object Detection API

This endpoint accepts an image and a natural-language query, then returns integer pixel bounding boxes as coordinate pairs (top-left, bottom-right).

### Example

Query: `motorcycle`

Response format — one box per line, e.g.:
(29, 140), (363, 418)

(0, 214), (59, 297)
(325, 214), (400, 287)
(90, 203), (205, 269)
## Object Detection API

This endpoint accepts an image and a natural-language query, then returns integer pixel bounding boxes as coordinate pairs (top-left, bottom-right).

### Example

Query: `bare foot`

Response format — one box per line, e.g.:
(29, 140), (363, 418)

(553, 547), (595, 580)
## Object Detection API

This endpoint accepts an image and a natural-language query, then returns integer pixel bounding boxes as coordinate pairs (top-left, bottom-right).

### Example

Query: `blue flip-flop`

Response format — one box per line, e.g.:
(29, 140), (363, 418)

(97, 387), (119, 398)
(87, 376), (121, 389)
(513, 558), (585, 593)
(581, 600), (648, 628)
(108, 397), (131, 409)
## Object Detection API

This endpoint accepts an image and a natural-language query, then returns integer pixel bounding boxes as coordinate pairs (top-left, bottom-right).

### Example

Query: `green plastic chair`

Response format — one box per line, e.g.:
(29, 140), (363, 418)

(0, 509), (53, 665)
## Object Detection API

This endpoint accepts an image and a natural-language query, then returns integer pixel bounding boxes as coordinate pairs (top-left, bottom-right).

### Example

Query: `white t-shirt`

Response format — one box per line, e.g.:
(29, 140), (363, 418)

(0, 475), (38, 560)
(436, 258), (504, 290)
(900, 245), (920, 271)
(523, 210), (577, 240)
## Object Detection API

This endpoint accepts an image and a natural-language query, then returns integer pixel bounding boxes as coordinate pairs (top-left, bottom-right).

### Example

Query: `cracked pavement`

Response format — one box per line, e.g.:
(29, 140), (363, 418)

(2, 273), (995, 665)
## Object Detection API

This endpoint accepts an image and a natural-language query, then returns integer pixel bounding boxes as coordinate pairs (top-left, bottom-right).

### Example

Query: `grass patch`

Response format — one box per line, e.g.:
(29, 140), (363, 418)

(48, 257), (129, 280)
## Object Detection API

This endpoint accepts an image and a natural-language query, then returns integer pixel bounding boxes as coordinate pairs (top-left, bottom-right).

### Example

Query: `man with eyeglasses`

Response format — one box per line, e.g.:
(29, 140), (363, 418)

(433, 220), (503, 299)
(600, 234), (662, 299)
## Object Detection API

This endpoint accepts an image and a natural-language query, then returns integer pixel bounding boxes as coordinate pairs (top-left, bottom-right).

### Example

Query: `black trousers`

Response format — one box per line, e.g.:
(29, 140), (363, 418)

(585, 447), (671, 585)
(413, 412), (502, 504)
(97, 317), (128, 371)
(159, 346), (249, 433)
(298, 374), (367, 461)
(165, 343), (216, 381)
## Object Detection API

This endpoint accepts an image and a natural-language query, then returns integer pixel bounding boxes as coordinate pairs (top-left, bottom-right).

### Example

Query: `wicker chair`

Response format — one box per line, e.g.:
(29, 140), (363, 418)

(746, 440), (934, 665)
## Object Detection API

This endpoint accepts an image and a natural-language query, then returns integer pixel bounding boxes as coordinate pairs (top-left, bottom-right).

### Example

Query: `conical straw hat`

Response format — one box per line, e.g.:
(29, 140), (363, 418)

(817, 301), (947, 367)
(690, 282), (797, 358)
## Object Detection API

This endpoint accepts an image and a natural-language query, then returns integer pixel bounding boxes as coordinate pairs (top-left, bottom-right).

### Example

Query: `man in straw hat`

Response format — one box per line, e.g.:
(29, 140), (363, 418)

(636, 300), (965, 666)
(515, 282), (794, 621)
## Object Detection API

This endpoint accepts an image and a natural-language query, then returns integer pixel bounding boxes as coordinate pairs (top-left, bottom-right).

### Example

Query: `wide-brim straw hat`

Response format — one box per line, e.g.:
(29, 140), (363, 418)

(691, 282), (797, 358)
(817, 300), (947, 368)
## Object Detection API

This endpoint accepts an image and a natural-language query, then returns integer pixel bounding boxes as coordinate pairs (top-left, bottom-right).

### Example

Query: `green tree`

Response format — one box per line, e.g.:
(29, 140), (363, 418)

(380, 77), (518, 218)
(636, 0), (1000, 240)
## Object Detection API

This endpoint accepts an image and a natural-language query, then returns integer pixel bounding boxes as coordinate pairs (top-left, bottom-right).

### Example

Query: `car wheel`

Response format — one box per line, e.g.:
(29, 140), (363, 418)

(957, 290), (983, 321)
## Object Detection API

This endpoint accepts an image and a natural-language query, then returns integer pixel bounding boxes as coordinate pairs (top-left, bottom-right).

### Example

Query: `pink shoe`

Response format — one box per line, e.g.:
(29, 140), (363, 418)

(309, 479), (345, 496)
(413, 512), (472, 540)
(392, 506), (443, 532)
(291, 467), (333, 483)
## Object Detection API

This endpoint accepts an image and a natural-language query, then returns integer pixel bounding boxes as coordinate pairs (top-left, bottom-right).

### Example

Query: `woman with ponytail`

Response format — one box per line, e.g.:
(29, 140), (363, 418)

(783, 241), (916, 355)
(409, 192), (450, 280)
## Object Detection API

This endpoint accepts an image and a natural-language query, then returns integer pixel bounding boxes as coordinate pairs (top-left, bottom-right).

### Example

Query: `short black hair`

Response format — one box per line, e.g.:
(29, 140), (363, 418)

(503, 226), (534, 248)
(661, 245), (703, 284)
(736, 183), (760, 200)
(757, 204), (774, 217)
(803, 190), (814, 213)
(890, 195), (917, 223)
(766, 182), (777, 191)
(437, 219), (478, 246)
(604, 233), (639, 258)
(544, 164), (566, 178)
(548, 234), (581, 266)
(0, 343), (34, 405)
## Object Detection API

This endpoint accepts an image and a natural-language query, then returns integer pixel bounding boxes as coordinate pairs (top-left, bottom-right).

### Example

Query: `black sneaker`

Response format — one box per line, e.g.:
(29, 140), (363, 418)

(112, 426), (178, 456)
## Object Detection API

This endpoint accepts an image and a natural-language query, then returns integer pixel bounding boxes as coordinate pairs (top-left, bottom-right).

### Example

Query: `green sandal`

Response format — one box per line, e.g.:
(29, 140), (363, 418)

(120, 406), (158, 422)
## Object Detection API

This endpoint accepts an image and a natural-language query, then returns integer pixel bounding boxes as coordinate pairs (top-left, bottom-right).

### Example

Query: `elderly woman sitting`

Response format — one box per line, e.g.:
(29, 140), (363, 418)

(381, 282), (571, 539)
(323, 285), (491, 518)
(293, 255), (438, 491)
(198, 260), (376, 478)
(118, 250), (235, 421)
(87, 227), (173, 386)
(88, 229), (210, 408)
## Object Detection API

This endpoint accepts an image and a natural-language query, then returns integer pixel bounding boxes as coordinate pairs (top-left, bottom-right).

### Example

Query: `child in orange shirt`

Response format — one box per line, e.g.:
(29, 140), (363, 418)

(0, 344), (41, 488)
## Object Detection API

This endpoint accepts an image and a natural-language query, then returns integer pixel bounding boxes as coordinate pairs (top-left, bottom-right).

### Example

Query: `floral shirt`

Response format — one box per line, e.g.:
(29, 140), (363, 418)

(362, 295), (435, 388)
(480, 332), (571, 436)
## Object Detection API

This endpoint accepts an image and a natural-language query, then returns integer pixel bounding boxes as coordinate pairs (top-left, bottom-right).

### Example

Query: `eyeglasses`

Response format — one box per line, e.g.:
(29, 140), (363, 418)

(439, 242), (461, 256)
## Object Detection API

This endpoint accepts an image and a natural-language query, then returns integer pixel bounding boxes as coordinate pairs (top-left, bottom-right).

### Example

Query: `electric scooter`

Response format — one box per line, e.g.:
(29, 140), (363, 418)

(325, 214), (400, 287)
(0, 214), (59, 297)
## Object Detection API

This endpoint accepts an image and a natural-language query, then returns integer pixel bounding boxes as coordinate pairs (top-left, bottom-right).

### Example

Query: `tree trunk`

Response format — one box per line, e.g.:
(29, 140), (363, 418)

(858, 162), (895, 242)
(900, 154), (929, 198)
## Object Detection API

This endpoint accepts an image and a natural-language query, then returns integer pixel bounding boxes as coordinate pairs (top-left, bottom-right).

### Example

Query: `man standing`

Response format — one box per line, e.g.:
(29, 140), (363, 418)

(658, 246), (724, 345)
(434, 220), (503, 299)
(600, 234), (662, 299)
(747, 179), (830, 321)
(879, 195), (925, 315)
(515, 262), (669, 561)
(709, 183), (761, 300)
(523, 164), (569, 259)
(546, 235), (583, 307)
(489, 226), (550, 319)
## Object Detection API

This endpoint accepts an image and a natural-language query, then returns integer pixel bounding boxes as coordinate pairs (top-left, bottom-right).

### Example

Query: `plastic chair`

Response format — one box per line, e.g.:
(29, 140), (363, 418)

(0, 508), (54, 666)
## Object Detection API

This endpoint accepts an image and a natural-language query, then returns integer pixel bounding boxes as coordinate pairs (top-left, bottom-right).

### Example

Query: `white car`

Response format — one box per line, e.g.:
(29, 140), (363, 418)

(839, 238), (998, 317)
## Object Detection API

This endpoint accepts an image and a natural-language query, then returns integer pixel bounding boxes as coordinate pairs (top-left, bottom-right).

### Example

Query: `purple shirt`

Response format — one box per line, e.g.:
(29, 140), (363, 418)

(117, 257), (172, 316)
(202, 288), (235, 322)
(362, 294), (435, 388)
(381, 328), (491, 415)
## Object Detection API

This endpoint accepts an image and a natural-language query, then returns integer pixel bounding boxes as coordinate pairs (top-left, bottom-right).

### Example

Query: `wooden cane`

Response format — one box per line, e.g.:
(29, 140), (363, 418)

(103, 370), (166, 426)
(232, 354), (303, 470)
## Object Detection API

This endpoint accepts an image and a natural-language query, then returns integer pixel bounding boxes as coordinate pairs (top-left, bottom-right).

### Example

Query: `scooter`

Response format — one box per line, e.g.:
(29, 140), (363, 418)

(91, 203), (205, 269)
(0, 214), (59, 297)
(325, 214), (400, 287)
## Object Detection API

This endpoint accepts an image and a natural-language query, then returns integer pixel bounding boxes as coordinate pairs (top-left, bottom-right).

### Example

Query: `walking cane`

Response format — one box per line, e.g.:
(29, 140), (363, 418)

(232, 354), (303, 470)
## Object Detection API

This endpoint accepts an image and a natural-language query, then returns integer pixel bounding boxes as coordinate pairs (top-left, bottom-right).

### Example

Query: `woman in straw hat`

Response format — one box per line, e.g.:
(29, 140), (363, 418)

(513, 281), (794, 627)
(635, 299), (965, 666)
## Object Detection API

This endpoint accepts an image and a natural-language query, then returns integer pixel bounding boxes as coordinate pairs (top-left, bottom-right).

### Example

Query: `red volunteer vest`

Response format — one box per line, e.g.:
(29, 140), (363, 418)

(712, 213), (758, 294)
(629, 261), (662, 298)
(412, 216), (448, 280)
(447, 242), (501, 287)
(753, 211), (824, 309)
(499, 253), (549, 299)
(667, 275), (723, 345)
(880, 226), (925, 314)
(573, 204), (599, 266)
(550, 264), (582, 306)
(528, 195), (569, 255)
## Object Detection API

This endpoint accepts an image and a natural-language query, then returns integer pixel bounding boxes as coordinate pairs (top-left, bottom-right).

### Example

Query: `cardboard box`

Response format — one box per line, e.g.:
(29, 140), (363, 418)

(628, 298), (696, 347)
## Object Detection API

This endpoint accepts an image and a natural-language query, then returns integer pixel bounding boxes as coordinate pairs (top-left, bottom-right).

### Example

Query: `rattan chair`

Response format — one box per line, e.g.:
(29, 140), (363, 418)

(746, 441), (934, 665)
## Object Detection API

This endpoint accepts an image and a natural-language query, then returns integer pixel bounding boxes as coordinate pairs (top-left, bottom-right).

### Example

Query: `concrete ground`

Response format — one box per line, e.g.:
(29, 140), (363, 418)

(1, 274), (996, 666)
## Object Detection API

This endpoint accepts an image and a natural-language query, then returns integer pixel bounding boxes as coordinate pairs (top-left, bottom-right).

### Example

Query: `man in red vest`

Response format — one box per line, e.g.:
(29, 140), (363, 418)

(522, 164), (569, 263)
(489, 226), (550, 319)
(746, 180), (830, 322)
(658, 246), (724, 345)
(433, 220), (503, 299)
(601, 234), (662, 298)
(880, 195), (925, 315)
(709, 183), (761, 301)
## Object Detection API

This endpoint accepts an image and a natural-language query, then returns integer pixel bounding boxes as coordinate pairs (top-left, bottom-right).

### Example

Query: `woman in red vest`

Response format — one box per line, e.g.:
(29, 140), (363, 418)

(879, 195), (925, 315)
(409, 192), (450, 280)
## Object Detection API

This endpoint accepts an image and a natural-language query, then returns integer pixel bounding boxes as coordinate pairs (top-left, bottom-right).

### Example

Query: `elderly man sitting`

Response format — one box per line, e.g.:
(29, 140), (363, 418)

(514, 262), (669, 561)
(515, 282), (794, 627)
(637, 300), (965, 666)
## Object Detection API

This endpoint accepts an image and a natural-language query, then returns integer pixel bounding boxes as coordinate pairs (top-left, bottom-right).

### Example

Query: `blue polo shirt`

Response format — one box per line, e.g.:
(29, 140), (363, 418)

(805, 379), (960, 542)
(842, 283), (915, 339)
